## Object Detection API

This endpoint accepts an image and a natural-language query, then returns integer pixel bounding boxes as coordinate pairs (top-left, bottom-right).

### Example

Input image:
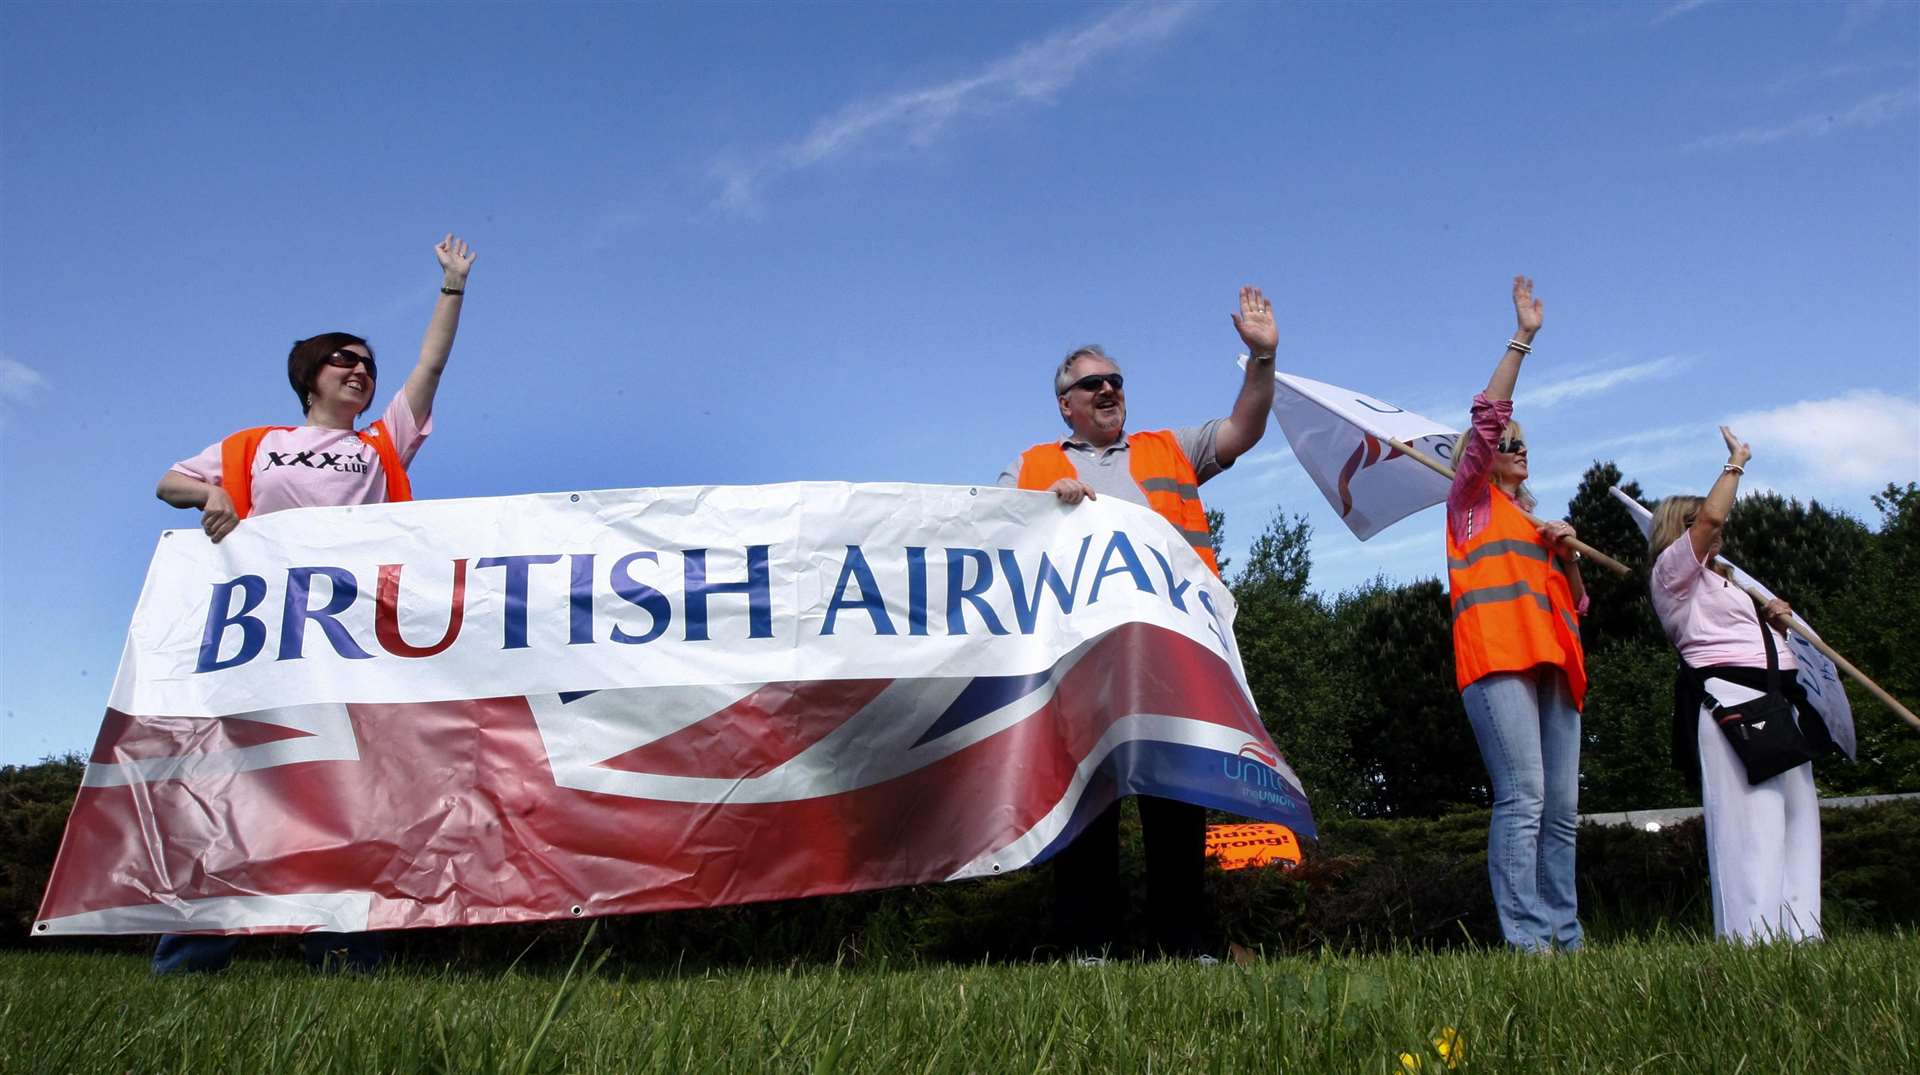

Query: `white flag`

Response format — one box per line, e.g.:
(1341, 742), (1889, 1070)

(1255, 365), (1459, 540)
(1609, 486), (1855, 759)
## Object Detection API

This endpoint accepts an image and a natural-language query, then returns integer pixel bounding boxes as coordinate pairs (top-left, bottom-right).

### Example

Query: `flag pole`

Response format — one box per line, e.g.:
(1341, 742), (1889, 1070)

(1604, 486), (1920, 733)
(1386, 437), (1631, 576)
(1722, 578), (1920, 732)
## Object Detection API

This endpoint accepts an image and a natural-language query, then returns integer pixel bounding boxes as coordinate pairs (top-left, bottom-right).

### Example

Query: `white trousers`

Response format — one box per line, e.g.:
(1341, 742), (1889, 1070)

(1697, 678), (1822, 943)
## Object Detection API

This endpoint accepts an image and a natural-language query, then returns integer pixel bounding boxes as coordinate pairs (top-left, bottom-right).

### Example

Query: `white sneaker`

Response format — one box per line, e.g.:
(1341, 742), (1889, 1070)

(1075, 955), (1110, 967)
(1192, 954), (1222, 966)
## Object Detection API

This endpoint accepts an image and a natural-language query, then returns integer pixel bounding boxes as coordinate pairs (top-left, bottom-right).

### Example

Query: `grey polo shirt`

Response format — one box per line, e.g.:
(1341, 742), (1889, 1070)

(995, 419), (1230, 506)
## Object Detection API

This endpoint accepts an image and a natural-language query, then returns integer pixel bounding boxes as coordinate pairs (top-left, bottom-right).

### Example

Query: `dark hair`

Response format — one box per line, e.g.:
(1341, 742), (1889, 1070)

(288, 332), (374, 415)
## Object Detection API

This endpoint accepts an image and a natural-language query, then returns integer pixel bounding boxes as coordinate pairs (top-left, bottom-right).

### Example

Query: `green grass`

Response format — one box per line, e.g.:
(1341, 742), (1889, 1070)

(1, 931), (1915, 1073)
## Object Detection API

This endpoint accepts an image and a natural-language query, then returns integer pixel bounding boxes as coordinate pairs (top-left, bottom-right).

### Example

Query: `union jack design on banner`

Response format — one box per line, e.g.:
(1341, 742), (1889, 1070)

(36, 485), (1312, 936)
(38, 624), (1309, 935)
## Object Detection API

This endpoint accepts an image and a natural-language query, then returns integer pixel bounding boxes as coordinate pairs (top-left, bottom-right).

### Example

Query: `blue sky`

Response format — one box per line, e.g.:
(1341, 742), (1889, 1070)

(3, 1), (1916, 764)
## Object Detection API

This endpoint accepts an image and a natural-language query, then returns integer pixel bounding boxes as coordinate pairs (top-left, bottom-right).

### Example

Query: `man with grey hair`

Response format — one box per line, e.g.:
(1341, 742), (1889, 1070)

(996, 286), (1280, 961)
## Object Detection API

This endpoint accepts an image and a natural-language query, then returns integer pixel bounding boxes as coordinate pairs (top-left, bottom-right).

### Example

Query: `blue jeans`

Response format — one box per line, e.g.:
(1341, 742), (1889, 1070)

(1461, 667), (1583, 952)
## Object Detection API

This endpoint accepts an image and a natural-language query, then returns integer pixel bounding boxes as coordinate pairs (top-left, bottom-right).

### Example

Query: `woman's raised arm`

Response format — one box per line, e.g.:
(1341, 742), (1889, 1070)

(401, 233), (476, 424)
(1483, 274), (1541, 402)
(1688, 425), (1752, 561)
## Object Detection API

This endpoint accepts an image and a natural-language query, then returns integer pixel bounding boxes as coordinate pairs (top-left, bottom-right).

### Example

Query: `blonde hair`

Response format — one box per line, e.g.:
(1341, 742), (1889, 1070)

(1497, 419), (1537, 512)
(1649, 495), (1705, 561)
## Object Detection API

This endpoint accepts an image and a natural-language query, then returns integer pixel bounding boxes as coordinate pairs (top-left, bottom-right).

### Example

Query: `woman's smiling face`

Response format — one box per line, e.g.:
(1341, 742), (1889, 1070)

(310, 344), (376, 415)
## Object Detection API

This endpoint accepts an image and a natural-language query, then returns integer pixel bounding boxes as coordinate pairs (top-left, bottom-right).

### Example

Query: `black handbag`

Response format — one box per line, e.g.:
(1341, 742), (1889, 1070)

(1705, 621), (1817, 785)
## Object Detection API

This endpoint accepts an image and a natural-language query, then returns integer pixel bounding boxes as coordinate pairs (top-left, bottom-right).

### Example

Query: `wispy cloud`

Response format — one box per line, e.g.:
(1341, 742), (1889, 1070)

(0, 356), (50, 423)
(1693, 86), (1920, 149)
(1765, 57), (1914, 96)
(713, 1), (1206, 213)
(1838, 0), (1892, 41)
(1652, 0), (1716, 26)
(1581, 423), (1695, 454)
(1513, 355), (1693, 409)
(1229, 444), (1312, 491)
(1724, 390), (1920, 487)
(1312, 529), (1435, 565)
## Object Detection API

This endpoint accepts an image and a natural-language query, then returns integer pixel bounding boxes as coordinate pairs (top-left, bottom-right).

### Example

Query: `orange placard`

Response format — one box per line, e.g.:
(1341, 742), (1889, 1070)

(1204, 822), (1301, 870)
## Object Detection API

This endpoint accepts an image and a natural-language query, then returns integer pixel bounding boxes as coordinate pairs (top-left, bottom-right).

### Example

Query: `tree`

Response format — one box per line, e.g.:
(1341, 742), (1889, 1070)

(1562, 461), (1664, 654)
(1578, 640), (1692, 811)
(1332, 578), (1487, 818)
(1821, 483), (1920, 795)
(1230, 509), (1359, 815)
(1234, 509), (1312, 604)
(1205, 508), (1231, 577)
(0, 755), (85, 942)
(1719, 491), (1869, 627)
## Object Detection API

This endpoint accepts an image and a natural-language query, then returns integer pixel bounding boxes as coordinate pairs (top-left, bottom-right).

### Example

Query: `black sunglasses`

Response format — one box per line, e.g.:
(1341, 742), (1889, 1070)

(1496, 437), (1526, 455)
(1062, 372), (1124, 396)
(324, 350), (376, 377)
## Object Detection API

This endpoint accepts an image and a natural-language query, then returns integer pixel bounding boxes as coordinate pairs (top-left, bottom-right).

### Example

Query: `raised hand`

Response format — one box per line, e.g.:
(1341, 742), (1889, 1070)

(1720, 425), (1752, 469)
(1231, 286), (1279, 356)
(1513, 275), (1542, 336)
(435, 234), (476, 284)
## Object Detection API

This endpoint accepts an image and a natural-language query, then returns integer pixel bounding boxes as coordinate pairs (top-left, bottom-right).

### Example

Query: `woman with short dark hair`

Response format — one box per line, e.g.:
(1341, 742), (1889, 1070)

(148, 233), (476, 973)
(157, 234), (474, 542)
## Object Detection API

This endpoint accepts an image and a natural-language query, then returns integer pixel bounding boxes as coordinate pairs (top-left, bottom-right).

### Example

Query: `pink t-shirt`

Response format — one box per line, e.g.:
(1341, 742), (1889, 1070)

(171, 395), (431, 516)
(1650, 535), (1795, 671)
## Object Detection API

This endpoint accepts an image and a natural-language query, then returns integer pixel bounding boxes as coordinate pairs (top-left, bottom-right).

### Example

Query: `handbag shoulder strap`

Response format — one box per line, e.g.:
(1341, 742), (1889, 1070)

(1756, 608), (1782, 694)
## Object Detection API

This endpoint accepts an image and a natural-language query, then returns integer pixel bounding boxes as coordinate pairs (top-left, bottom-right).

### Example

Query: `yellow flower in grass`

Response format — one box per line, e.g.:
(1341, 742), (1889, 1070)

(1396, 1026), (1463, 1073)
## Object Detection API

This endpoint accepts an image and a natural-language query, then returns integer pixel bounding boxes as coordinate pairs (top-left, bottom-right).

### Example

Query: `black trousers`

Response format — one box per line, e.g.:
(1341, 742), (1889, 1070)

(1051, 795), (1208, 957)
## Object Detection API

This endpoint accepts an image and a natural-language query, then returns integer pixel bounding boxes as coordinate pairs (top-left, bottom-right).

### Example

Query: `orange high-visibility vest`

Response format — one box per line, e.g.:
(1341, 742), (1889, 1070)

(1017, 429), (1220, 577)
(1446, 485), (1586, 708)
(218, 421), (413, 520)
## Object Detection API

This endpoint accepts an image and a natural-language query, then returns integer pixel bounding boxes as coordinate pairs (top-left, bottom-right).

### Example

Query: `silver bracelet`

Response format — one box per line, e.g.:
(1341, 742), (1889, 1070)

(1506, 338), (1532, 354)
(1723, 463), (1745, 475)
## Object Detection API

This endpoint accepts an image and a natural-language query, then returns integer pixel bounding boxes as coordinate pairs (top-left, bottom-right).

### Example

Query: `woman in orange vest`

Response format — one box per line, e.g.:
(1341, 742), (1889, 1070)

(156, 234), (472, 541)
(1446, 276), (1588, 953)
(147, 233), (476, 973)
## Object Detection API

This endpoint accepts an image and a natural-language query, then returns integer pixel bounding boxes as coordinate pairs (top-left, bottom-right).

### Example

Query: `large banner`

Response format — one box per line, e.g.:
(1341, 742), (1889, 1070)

(36, 482), (1312, 937)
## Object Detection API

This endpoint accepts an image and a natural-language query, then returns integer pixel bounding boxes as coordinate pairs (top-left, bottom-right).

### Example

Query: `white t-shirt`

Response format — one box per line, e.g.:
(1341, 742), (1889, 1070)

(170, 395), (431, 515)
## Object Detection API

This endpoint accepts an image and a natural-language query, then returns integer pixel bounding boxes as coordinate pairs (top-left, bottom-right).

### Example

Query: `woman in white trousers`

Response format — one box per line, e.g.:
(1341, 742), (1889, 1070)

(1646, 427), (1834, 942)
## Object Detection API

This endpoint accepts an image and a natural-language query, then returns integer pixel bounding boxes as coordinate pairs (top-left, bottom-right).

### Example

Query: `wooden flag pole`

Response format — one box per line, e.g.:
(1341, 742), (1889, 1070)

(1386, 437), (1631, 577)
(1714, 569), (1920, 732)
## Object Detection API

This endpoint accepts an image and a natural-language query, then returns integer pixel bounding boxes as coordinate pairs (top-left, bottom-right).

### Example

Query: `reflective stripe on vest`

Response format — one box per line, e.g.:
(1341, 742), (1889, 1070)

(217, 420), (413, 520)
(1445, 485), (1586, 708)
(1447, 538), (1550, 572)
(1017, 430), (1220, 577)
(1451, 578), (1582, 639)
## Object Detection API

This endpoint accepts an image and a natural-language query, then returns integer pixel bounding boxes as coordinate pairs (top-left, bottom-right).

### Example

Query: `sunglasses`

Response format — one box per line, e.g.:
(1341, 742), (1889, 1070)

(324, 350), (376, 377)
(1496, 438), (1527, 455)
(1062, 372), (1124, 396)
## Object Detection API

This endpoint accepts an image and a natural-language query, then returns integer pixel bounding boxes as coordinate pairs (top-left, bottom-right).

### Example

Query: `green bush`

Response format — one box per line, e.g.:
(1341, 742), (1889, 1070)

(1214, 800), (1918, 953)
(0, 755), (87, 940)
